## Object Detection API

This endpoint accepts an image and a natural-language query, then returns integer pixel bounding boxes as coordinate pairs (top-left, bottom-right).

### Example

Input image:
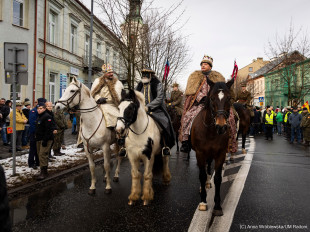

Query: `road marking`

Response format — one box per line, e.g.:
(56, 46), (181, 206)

(209, 138), (255, 232)
(188, 138), (254, 232)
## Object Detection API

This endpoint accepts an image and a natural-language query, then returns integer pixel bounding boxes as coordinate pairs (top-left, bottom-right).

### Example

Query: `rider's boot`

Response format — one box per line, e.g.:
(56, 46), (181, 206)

(180, 140), (190, 153)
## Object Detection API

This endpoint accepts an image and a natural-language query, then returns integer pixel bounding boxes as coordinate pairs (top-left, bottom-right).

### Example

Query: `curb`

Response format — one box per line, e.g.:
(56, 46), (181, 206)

(8, 157), (105, 199)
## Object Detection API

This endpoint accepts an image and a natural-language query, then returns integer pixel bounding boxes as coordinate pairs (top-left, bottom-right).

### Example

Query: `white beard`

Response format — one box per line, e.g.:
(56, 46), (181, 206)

(142, 78), (151, 84)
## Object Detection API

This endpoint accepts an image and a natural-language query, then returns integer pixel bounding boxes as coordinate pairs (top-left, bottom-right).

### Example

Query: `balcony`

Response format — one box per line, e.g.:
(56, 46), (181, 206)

(82, 55), (105, 74)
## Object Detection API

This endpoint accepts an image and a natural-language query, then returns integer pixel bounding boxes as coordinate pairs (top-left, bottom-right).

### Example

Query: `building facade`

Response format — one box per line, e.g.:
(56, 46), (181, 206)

(0, 0), (125, 104)
(265, 58), (310, 107)
(0, 0), (35, 101)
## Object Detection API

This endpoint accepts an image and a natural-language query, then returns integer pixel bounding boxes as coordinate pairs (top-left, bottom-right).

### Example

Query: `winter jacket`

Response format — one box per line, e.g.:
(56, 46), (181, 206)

(46, 110), (57, 131)
(9, 109), (27, 131)
(301, 112), (310, 128)
(22, 108), (30, 120)
(29, 107), (38, 134)
(0, 165), (11, 231)
(289, 112), (302, 128)
(276, 112), (283, 122)
(35, 110), (54, 143)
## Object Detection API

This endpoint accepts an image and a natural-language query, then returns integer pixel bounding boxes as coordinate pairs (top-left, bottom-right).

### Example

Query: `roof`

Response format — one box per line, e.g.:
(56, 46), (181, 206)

(249, 51), (303, 79)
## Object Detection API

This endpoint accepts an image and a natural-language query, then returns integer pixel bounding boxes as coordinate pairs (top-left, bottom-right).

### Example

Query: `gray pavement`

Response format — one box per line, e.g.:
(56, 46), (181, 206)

(230, 134), (310, 231)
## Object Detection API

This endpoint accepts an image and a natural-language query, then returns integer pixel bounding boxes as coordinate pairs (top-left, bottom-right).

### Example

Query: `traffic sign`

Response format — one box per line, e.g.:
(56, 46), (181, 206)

(259, 97), (264, 102)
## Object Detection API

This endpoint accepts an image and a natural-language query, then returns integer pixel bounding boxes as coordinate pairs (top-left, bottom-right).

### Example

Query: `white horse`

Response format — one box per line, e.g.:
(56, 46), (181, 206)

(115, 89), (171, 206)
(55, 77), (122, 195)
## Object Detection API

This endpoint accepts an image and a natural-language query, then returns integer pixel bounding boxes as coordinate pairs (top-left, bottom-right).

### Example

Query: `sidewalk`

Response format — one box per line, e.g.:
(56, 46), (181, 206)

(0, 129), (77, 159)
(0, 129), (104, 190)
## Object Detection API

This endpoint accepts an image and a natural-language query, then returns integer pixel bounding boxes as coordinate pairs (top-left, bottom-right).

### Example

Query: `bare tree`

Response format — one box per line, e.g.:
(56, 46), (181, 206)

(95, 0), (191, 90)
(265, 21), (310, 106)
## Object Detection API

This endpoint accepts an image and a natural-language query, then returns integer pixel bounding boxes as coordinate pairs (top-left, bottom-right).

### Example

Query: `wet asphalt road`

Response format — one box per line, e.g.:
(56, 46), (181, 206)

(230, 135), (310, 231)
(10, 148), (203, 232)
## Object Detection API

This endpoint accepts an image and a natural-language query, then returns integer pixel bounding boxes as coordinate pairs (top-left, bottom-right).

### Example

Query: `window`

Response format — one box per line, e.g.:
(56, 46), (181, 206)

(249, 67), (253, 72)
(49, 73), (56, 103)
(70, 24), (77, 53)
(13, 0), (24, 26)
(96, 42), (101, 58)
(106, 47), (110, 63)
(113, 53), (116, 70)
(84, 35), (89, 60)
(49, 11), (57, 44)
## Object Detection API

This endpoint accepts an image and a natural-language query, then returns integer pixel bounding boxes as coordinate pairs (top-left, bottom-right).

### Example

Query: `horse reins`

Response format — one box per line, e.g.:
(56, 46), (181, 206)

(57, 82), (98, 113)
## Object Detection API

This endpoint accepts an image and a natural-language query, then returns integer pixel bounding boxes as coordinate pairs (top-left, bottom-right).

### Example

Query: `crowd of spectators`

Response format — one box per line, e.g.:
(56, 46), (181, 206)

(249, 105), (310, 146)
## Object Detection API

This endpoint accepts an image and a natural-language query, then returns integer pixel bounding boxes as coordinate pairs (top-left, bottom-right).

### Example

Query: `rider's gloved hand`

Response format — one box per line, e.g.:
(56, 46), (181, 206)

(96, 97), (107, 104)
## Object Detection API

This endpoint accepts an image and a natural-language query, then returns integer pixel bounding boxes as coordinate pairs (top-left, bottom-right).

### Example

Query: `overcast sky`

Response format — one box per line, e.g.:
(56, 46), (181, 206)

(83, 0), (310, 89)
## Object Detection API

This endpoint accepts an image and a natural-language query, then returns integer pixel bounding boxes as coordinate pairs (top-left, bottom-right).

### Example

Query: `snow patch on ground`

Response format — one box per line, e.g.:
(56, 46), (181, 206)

(0, 145), (103, 189)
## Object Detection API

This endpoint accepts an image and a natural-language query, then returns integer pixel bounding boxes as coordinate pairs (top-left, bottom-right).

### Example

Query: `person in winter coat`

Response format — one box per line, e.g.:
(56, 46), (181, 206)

(275, 110), (283, 135)
(289, 107), (302, 144)
(22, 101), (31, 148)
(0, 98), (10, 146)
(166, 83), (183, 116)
(0, 164), (11, 231)
(35, 102), (54, 180)
(300, 107), (310, 146)
(9, 101), (27, 152)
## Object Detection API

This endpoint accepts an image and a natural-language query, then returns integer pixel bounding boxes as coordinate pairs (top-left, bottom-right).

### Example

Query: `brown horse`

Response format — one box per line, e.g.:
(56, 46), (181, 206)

(191, 77), (234, 216)
(166, 105), (181, 153)
(233, 103), (251, 155)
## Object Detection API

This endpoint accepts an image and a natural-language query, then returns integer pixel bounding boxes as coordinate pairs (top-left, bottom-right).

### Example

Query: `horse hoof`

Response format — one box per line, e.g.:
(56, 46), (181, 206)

(143, 200), (149, 206)
(104, 188), (112, 194)
(88, 189), (96, 195)
(198, 202), (208, 211)
(113, 177), (119, 182)
(213, 209), (223, 216)
(242, 149), (247, 154)
(103, 177), (107, 183)
(206, 183), (212, 189)
(128, 200), (135, 206)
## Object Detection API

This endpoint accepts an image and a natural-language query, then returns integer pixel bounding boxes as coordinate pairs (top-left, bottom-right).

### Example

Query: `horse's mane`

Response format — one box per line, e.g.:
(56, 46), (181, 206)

(134, 91), (146, 107)
(233, 102), (244, 110)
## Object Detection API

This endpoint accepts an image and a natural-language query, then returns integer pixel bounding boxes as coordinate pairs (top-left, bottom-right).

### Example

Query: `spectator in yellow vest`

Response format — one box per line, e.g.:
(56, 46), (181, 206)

(264, 108), (275, 140)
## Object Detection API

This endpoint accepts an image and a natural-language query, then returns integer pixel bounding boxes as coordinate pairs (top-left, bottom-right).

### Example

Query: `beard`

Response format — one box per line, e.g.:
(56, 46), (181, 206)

(142, 78), (151, 83)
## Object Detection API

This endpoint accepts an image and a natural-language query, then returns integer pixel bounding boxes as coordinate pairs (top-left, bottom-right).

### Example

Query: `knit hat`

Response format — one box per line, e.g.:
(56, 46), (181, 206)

(16, 101), (22, 106)
(24, 101), (31, 106)
(200, 55), (213, 67)
(37, 98), (47, 104)
(102, 64), (113, 73)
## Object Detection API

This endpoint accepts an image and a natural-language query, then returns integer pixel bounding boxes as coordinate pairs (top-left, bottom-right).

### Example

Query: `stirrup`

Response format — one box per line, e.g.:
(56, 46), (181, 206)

(162, 147), (171, 156)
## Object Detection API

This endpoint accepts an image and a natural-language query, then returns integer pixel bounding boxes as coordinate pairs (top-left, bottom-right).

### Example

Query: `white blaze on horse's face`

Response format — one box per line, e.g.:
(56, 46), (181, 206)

(218, 90), (224, 102)
(116, 101), (132, 134)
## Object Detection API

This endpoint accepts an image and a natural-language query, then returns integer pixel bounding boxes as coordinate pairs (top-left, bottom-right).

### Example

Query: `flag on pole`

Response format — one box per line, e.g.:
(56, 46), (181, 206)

(163, 59), (170, 82)
(231, 60), (238, 80)
(302, 101), (310, 112)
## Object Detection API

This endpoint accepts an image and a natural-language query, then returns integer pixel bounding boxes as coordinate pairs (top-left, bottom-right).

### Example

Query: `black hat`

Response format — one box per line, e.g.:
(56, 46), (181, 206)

(37, 102), (46, 107)
(141, 67), (155, 74)
(37, 98), (47, 104)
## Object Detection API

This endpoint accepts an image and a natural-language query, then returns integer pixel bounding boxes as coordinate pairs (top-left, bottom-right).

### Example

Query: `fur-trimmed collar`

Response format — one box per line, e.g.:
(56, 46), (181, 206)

(91, 74), (120, 105)
(185, 70), (225, 96)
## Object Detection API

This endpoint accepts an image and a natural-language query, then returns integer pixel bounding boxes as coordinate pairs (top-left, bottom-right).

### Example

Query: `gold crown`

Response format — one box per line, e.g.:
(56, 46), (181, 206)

(200, 55), (213, 67)
(102, 64), (113, 73)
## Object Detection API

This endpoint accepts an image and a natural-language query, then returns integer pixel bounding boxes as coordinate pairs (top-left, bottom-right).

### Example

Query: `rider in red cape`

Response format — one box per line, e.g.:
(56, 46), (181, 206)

(136, 67), (175, 155)
(180, 55), (238, 154)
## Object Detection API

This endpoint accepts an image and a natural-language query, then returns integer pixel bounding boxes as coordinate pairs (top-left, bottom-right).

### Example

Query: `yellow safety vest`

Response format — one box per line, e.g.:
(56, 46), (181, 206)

(284, 113), (288, 123)
(265, 113), (274, 125)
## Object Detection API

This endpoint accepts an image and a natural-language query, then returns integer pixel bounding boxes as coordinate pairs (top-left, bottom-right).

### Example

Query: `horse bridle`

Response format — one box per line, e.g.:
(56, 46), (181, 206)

(117, 100), (149, 136)
(204, 89), (230, 127)
(57, 82), (98, 113)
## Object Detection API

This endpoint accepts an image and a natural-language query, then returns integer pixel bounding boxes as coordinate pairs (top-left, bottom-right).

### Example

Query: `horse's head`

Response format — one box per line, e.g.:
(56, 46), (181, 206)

(206, 77), (234, 135)
(55, 76), (83, 112)
(116, 89), (144, 136)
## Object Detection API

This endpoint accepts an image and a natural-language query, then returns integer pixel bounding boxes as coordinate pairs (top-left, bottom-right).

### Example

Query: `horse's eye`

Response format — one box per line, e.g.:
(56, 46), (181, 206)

(70, 90), (75, 93)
